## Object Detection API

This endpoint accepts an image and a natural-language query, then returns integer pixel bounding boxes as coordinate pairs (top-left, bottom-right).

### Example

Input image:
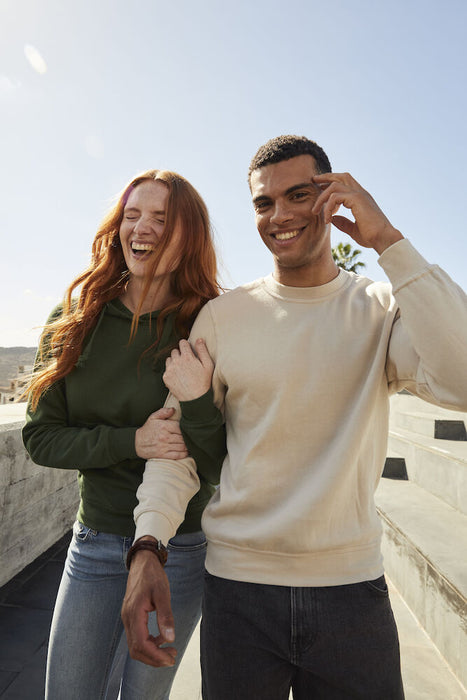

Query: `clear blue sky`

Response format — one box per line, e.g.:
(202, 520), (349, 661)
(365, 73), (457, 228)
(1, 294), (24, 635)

(1, 0), (466, 346)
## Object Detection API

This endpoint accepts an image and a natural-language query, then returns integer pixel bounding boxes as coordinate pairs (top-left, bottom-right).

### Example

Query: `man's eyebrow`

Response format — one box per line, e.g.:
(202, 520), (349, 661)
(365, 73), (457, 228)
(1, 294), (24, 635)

(252, 182), (318, 205)
(252, 194), (271, 206)
(284, 182), (317, 196)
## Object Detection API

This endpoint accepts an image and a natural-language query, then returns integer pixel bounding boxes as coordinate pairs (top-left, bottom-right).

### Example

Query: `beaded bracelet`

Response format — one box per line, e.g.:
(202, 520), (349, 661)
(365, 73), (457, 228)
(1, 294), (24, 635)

(126, 538), (168, 570)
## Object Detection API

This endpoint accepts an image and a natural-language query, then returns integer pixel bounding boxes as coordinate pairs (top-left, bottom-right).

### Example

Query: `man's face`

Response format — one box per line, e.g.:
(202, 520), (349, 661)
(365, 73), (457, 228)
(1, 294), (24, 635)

(250, 154), (333, 286)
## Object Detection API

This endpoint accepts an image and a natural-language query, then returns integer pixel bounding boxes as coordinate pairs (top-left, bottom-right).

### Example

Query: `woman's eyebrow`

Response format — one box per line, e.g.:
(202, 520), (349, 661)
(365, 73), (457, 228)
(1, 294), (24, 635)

(124, 206), (166, 215)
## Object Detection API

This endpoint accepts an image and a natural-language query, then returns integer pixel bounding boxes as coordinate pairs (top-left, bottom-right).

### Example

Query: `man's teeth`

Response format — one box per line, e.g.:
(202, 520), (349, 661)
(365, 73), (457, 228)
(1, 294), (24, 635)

(274, 230), (299, 241)
(131, 243), (154, 251)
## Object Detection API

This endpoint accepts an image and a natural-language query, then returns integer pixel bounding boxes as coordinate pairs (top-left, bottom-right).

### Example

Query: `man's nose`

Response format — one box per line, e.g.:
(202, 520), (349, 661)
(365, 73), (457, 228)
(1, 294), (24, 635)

(270, 201), (293, 225)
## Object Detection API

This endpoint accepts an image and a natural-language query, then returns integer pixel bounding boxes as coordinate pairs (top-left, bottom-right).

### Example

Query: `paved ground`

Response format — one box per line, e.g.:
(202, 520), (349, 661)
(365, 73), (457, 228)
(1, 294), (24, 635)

(0, 532), (465, 699)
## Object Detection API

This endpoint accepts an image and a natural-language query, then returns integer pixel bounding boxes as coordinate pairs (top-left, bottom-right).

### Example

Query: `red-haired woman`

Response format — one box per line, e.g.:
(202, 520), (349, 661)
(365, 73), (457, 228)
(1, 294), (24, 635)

(23, 170), (225, 700)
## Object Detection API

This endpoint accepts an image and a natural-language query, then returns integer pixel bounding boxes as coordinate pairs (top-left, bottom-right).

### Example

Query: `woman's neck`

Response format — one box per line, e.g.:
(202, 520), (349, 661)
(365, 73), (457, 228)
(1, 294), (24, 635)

(119, 275), (172, 314)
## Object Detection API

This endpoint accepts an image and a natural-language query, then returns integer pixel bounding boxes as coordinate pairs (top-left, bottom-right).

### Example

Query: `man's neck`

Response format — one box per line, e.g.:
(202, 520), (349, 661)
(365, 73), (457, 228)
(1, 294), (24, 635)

(273, 260), (340, 287)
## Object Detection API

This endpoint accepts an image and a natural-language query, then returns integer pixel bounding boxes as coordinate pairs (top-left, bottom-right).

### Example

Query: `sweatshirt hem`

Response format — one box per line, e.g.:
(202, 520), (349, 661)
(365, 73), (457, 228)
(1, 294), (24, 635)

(205, 538), (384, 587)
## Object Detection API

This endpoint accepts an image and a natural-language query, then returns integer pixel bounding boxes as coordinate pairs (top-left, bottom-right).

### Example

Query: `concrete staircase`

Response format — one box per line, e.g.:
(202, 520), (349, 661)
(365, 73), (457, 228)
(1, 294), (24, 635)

(376, 393), (467, 695)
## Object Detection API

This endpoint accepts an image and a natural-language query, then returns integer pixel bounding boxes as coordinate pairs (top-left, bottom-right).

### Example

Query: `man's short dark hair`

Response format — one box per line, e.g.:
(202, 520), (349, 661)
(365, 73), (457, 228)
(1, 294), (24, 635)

(248, 135), (332, 185)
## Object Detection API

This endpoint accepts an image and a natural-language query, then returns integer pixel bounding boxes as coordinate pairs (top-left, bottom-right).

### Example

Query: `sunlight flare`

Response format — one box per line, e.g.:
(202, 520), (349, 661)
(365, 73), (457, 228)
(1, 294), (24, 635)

(24, 45), (47, 74)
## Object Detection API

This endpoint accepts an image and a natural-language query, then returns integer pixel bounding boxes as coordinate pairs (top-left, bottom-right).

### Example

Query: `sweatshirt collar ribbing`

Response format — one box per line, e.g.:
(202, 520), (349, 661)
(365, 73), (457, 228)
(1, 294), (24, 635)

(263, 269), (350, 302)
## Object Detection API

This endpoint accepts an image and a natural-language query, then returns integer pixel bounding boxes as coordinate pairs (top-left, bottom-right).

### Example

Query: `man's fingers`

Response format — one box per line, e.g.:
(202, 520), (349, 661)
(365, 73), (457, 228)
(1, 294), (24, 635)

(312, 171), (355, 186)
(320, 191), (344, 223)
(331, 215), (358, 237)
(156, 615), (176, 643)
(122, 553), (178, 667)
(128, 636), (177, 667)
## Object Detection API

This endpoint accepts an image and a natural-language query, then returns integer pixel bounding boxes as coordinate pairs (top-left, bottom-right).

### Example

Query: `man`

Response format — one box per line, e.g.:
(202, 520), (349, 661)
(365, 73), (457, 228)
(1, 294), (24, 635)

(122, 136), (467, 699)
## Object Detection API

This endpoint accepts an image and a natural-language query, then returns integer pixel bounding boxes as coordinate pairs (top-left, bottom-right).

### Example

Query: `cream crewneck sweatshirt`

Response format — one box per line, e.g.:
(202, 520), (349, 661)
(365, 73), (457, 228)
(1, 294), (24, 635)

(135, 239), (467, 586)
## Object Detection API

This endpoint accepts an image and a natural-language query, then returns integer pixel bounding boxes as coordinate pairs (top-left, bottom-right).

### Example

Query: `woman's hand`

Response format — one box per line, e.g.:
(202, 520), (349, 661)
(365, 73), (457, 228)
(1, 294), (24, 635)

(135, 407), (188, 460)
(163, 339), (214, 402)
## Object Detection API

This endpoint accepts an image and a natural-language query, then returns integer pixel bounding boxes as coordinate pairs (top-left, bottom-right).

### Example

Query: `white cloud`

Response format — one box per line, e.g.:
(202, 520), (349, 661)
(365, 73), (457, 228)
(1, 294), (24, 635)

(24, 44), (48, 75)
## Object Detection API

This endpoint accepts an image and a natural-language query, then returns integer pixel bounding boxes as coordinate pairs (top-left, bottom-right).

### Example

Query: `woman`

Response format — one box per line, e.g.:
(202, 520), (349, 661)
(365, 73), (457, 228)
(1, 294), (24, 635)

(22, 170), (225, 699)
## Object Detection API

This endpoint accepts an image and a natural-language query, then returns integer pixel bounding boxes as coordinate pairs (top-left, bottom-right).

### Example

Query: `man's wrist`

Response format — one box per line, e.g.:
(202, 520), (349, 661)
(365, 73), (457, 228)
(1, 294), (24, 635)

(373, 227), (404, 255)
(126, 537), (168, 570)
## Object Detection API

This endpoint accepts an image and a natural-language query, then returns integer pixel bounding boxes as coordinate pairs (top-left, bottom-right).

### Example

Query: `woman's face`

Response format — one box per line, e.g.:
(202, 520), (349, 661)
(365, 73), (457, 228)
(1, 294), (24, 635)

(119, 179), (181, 281)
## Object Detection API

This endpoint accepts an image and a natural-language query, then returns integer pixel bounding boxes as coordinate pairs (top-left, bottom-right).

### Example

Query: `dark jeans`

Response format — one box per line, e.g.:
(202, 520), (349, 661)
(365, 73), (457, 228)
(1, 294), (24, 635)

(201, 572), (404, 699)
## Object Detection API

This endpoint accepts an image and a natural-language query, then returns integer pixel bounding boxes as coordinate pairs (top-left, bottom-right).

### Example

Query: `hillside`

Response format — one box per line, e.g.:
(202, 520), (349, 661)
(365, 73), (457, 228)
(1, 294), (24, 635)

(0, 347), (37, 390)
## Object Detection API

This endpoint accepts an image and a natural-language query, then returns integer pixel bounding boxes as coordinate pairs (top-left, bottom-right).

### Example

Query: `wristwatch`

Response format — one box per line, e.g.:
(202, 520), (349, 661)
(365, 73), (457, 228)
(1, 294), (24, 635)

(126, 538), (168, 570)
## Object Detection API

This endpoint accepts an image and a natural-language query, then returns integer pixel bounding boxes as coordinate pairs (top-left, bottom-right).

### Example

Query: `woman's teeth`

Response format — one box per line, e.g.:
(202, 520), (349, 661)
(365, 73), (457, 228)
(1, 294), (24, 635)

(131, 243), (154, 252)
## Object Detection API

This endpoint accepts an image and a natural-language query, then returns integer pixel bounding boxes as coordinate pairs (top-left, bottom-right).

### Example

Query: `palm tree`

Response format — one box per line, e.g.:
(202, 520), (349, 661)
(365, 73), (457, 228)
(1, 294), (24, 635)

(332, 242), (366, 273)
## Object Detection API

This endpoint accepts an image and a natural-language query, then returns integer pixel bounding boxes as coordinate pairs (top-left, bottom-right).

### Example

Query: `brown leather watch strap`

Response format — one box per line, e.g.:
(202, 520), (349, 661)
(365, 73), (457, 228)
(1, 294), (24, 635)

(126, 539), (168, 570)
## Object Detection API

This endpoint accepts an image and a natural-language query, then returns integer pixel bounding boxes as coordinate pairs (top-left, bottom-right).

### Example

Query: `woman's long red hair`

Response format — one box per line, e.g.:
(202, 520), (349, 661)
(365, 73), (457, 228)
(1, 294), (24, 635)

(28, 169), (221, 410)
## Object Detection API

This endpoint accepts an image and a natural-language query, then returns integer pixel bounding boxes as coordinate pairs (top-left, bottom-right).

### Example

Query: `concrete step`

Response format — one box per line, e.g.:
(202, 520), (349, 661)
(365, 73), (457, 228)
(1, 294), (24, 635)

(375, 477), (467, 690)
(390, 393), (467, 424)
(394, 409), (467, 441)
(388, 427), (467, 515)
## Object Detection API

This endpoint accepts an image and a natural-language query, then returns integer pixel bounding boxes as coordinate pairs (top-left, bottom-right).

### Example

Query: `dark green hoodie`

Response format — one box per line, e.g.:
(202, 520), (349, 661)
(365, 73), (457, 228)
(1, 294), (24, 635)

(22, 299), (226, 536)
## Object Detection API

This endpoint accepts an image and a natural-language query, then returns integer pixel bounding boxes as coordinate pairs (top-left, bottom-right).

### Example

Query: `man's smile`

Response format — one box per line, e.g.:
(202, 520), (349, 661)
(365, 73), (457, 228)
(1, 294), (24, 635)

(271, 229), (301, 241)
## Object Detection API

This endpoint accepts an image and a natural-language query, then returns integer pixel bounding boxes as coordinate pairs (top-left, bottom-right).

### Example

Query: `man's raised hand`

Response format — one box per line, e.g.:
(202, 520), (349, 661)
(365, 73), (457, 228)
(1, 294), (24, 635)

(312, 172), (403, 255)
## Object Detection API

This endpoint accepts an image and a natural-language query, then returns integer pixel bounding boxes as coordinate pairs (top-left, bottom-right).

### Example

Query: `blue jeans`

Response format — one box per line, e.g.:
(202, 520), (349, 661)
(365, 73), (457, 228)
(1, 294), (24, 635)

(201, 572), (405, 699)
(45, 522), (206, 700)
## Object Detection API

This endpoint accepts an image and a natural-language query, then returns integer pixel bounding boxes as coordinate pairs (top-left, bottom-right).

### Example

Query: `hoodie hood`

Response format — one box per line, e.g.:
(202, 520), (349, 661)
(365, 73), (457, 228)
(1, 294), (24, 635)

(75, 298), (174, 369)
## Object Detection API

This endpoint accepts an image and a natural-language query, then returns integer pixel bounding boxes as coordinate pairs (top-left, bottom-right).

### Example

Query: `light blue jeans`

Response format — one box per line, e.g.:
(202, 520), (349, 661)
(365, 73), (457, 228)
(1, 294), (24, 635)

(45, 521), (206, 700)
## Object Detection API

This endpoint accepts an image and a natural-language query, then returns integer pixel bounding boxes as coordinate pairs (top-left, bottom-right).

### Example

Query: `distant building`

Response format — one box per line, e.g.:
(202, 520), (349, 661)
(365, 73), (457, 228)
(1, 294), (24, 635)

(0, 365), (32, 404)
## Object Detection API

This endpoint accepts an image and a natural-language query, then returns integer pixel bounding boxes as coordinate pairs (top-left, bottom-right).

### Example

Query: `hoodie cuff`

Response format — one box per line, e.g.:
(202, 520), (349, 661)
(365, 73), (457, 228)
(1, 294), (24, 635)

(180, 387), (220, 424)
(110, 427), (138, 461)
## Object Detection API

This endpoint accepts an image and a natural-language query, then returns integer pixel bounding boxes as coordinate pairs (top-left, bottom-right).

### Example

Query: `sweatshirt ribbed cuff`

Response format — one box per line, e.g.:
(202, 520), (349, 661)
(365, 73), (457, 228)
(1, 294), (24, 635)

(378, 239), (432, 292)
(134, 510), (175, 546)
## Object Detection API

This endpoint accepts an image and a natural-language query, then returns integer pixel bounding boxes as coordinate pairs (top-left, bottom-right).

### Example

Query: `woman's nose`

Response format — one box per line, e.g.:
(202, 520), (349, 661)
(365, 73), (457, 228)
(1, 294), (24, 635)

(133, 217), (151, 234)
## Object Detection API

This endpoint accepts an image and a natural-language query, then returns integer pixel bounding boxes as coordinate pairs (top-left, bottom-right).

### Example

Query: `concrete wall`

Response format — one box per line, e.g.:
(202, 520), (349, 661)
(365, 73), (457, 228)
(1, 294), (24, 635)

(0, 404), (78, 587)
(376, 393), (467, 690)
